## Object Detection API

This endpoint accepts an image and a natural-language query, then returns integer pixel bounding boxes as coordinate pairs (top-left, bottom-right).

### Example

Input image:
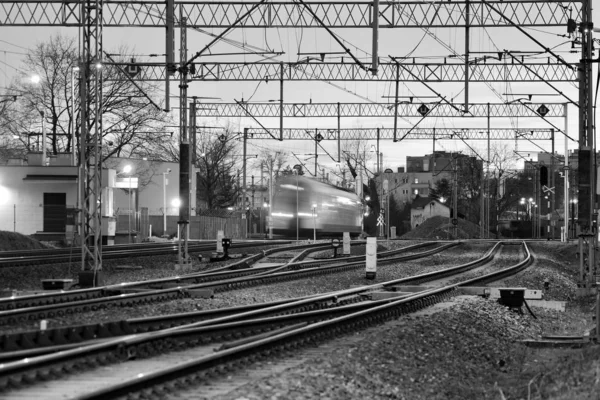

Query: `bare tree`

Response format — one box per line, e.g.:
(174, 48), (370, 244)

(0, 34), (173, 162)
(195, 128), (242, 209)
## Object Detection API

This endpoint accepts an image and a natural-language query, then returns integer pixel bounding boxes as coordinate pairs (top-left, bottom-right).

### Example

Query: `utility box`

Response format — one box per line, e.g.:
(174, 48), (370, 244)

(390, 227), (396, 239)
(498, 288), (526, 311)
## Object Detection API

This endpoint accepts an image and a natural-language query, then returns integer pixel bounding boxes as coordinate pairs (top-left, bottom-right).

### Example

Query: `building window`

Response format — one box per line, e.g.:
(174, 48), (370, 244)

(414, 178), (419, 184)
(414, 189), (419, 195)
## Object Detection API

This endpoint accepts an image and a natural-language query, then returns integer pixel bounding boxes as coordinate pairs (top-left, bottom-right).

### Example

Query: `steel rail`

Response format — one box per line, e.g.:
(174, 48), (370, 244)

(0, 241), (327, 311)
(0, 242), (455, 325)
(0, 242), (530, 398)
(0, 242), (487, 352)
(0, 240), (289, 268)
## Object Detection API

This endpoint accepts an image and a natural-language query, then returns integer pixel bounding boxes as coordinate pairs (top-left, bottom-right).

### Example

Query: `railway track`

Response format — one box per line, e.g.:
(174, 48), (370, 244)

(0, 241), (532, 399)
(1, 241), (502, 353)
(0, 240), (291, 268)
(0, 241), (452, 326)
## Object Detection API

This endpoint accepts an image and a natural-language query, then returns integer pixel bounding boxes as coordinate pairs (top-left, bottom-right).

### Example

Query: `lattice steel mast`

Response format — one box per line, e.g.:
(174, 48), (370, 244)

(79, 0), (103, 279)
(577, 0), (596, 295)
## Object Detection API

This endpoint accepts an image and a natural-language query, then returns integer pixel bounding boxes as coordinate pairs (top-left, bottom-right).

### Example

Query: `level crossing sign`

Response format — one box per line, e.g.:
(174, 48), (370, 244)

(542, 185), (555, 194)
(377, 214), (385, 226)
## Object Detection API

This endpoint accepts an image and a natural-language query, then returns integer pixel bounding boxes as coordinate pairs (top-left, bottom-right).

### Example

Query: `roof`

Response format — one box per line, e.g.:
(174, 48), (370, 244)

(411, 196), (448, 210)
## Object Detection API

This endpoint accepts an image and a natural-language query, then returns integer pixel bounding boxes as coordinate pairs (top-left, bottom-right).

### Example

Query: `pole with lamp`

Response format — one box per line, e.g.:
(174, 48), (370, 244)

(570, 198), (578, 239)
(70, 66), (80, 167)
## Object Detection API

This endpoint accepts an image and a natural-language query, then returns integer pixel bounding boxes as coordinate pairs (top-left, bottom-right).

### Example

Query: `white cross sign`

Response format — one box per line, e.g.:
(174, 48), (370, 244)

(542, 185), (555, 194)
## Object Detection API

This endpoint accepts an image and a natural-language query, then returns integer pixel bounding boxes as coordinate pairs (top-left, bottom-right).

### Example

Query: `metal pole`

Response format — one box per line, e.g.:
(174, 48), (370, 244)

(243, 128), (248, 238)
(128, 176), (132, 243)
(564, 103), (569, 241)
(371, 0), (379, 75)
(71, 68), (76, 166)
(41, 111), (46, 165)
(377, 128), (381, 236)
(269, 164), (273, 239)
(486, 103), (490, 238)
(279, 62), (284, 141)
(296, 171), (299, 241)
(315, 129), (318, 177)
(465, 0), (470, 112)
(163, 171), (168, 237)
(551, 129), (555, 239)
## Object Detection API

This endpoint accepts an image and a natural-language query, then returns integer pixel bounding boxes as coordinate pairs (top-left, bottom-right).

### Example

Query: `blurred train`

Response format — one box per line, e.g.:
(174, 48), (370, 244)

(271, 175), (362, 238)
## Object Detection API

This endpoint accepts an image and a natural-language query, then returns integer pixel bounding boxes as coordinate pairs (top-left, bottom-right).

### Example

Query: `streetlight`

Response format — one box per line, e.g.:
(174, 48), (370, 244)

(162, 168), (171, 237)
(312, 203), (317, 241)
(519, 198), (525, 221)
(70, 66), (80, 166)
(570, 198), (578, 239)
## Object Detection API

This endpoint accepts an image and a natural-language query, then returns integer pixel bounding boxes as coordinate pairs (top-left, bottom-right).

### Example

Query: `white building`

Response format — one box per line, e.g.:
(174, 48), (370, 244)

(410, 197), (450, 229)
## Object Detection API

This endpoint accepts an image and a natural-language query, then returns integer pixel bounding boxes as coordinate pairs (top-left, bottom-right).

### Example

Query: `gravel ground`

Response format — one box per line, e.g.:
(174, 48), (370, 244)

(215, 296), (597, 400)
(1, 242), (491, 334)
(2, 239), (595, 400)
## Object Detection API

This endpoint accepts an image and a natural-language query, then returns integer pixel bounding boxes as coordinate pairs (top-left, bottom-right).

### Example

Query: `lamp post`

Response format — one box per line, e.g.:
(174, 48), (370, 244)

(570, 198), (578, 239)
(312, 203), (317, 241)
(519, 198), (525, 221)
(527, 197), (535, 238)
(162, 169), (171, 237)
(70, 66), (79, 166)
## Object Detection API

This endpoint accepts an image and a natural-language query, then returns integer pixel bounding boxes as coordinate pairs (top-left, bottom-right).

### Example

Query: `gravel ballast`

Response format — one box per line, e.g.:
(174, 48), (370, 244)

(1, 239), (596, 400)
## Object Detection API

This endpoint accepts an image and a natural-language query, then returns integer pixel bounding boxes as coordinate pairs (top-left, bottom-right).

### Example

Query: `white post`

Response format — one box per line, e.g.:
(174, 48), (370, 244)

(365, 236), (377, 279)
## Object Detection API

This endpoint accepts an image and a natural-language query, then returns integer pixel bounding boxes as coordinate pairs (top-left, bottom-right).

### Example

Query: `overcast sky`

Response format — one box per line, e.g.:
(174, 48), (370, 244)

(0, 2), (596, 177)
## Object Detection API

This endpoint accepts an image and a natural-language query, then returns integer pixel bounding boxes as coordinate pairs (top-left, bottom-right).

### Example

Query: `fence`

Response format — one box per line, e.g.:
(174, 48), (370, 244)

(147, 213), (246, 239)
(1, 204), (246, 242)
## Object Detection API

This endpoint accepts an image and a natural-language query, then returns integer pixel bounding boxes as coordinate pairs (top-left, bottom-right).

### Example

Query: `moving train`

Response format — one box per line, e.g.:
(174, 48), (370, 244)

(271, 175), (363, 238)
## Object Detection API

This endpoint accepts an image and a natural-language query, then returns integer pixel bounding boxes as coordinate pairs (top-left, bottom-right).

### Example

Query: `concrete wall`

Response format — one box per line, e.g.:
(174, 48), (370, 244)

(0, 166), (78, 234)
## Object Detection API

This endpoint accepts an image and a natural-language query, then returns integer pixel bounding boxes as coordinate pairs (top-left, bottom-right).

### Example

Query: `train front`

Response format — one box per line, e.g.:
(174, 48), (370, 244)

(270, 175), (362, 239)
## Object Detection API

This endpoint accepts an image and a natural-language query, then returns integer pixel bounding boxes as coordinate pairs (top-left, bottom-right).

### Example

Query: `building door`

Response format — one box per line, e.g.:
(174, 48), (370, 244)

(43, 193), (67, 232)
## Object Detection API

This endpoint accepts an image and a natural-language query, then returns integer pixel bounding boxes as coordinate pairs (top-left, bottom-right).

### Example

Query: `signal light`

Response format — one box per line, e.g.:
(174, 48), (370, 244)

(540, 166), (548, 186)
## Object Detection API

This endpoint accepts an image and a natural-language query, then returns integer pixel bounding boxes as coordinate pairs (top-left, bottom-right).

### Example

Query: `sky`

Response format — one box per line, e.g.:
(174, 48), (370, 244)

(0, 1), (596, 181)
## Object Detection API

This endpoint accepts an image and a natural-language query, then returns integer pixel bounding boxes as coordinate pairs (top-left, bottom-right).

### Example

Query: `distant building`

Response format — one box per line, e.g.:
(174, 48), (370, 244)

(410, 197), (450, 229)
(374, 152), (482, 208)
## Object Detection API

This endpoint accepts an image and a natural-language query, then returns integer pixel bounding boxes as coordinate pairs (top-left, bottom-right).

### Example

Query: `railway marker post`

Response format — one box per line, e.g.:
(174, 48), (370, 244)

(343, 232), (350, 255)
(216, 230), (224, 253)
(366, 237), (377, 279)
